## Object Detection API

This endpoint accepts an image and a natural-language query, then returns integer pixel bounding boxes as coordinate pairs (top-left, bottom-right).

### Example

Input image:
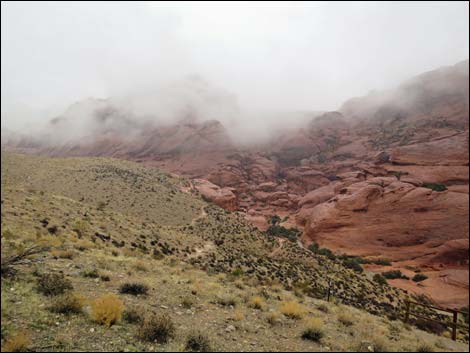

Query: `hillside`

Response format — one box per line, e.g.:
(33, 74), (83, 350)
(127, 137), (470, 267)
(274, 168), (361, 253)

(1, 152), (468, 352)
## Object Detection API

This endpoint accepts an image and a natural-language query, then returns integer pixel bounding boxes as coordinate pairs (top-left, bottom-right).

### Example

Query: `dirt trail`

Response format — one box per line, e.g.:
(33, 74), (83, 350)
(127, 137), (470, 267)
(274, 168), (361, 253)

(270, 238), (286, 257)
(191, 205), (207, 225)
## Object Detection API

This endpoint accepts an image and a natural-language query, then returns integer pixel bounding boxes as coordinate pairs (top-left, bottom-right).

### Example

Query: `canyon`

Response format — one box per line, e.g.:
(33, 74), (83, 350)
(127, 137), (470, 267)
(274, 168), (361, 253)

(2, 60), (469, 308)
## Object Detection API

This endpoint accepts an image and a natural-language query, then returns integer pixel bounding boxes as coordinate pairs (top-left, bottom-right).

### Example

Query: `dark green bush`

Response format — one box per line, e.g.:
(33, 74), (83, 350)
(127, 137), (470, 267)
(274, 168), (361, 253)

(342, 258), (364, 273)
(119, 282), (149, 296)
(266, 225), (300, 242)
(382, 270), (408, 280)
(412, 274), (428, 282)
(373, 258), (392, 266)
(308, 242), (319, 253)
(373, 274), (388, 286)
(422, 183), (447, 192)
(185, 331), (212, 352)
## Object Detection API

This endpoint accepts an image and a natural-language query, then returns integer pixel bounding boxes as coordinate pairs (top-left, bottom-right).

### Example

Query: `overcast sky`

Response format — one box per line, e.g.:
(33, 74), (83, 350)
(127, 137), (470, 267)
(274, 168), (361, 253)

(1, 1), (469, 131)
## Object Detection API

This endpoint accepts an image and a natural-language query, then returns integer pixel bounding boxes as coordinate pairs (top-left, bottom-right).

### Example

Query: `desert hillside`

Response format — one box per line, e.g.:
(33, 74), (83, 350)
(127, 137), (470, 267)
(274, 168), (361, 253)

(1, 152), (469, 352)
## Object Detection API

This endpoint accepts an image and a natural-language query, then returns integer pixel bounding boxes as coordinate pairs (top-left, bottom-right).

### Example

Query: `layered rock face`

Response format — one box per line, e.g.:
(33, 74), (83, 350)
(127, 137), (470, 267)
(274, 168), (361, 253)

(3, 60), (469, 307)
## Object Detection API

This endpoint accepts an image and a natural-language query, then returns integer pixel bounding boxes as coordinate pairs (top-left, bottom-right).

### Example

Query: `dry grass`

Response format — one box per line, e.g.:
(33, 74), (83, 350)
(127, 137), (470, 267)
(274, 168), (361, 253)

(337, 311), (354, 327)
(133, 260), (149, 272)
(51, 249), (76, 259)
(91, 293), (124, 327)
(301, 317), (324, 342)
(266, 311), (281, 326)
(248, 296), (265, 310)
(1, 332), (31, 352)
(74, 239), (95, 251)
(48, 292), (84, 315)
(233, 310), (244, 322)
(280, 300), (307, 319)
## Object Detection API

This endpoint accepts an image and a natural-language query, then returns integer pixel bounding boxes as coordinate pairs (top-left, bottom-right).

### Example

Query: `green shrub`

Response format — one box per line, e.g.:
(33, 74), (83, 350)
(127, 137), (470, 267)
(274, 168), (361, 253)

(37, 273), (73, 296)
(266, 225), (300, 242)
(231, 268), (243, 277)
(423, 183), (447, 192)
(382, 270), (408, 280)
(308, 242), (319, 253)
(342, 258), (363, 273)
(373, 258), (392, 266)
(373, 274), (388, 286)
(119, 282), (149, 296)
(318, 247), (336, 260)
(412, 274), (428, 282)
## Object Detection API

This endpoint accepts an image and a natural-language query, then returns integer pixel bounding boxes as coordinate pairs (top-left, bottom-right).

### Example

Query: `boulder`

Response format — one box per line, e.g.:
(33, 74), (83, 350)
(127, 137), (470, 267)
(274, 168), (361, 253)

(193, 179), (238, 211)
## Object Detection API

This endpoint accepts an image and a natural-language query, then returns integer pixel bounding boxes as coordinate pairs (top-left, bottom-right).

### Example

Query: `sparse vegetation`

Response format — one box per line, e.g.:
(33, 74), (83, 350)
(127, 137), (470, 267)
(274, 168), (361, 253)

(185, 331), (212, 352)
(123, 307), (144, 324)
(36, 273), (73, 296)
(48, 292), (84, 315)
(80, 268), (100, 278)
(266, 311), (281, 325)
(316, 303), (329, 313)
(337, 312), (354, 327)
(416, 342), (435, 352)
(139, 314), (176, 343)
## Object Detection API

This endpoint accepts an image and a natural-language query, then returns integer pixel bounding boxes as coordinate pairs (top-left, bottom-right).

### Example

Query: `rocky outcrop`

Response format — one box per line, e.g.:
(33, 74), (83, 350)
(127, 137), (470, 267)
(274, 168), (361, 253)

(192, 179), (238, 211)
(390, 132), (469, 166)
(301, 181), (469, 258)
